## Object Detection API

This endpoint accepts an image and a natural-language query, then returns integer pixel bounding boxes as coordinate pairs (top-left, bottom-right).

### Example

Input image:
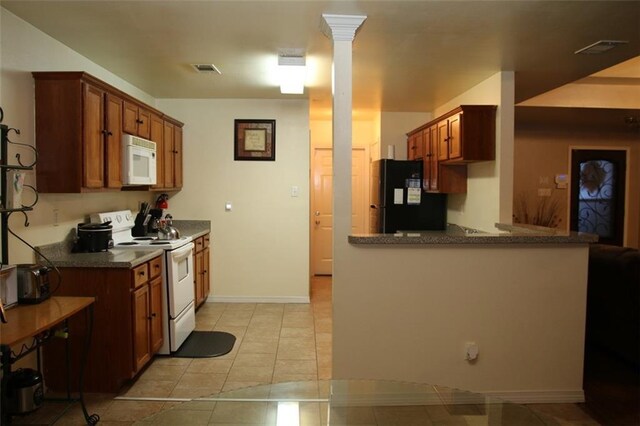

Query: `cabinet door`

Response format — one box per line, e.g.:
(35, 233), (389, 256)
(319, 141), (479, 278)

(194, 250), (204, 306)
(448, 113), (462, 159)
(407, 133), (416, 160)
(414, 131), (424, 159)
(437, 120), (449, 161)
(149, 276), (163, 354)
(105, 93), (123, 188)
(163, 121), (175, 188)
(123, 101), (139, 135)
(83, 83), (105, 189)
(174, 125), (183, 188)
(203, 246), (210, 299)
(137, 108), (151, 139)
(132, 284), (151, 373)
(150, 114), (165, 189)
(423, 127), (439, 191)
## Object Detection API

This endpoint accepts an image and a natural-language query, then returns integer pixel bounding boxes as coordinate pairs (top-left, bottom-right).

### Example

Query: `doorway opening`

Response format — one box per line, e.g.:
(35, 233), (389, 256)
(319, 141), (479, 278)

(310, 147), (368, 276)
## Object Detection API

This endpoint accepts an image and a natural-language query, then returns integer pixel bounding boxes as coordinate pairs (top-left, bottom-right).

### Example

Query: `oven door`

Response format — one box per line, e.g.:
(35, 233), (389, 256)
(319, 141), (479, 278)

(166, 242), (195, 318)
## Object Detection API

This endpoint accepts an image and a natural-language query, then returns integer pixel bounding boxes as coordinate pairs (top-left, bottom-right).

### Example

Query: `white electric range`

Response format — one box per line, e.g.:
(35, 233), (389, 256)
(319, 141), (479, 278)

(91, 210), (195, 355)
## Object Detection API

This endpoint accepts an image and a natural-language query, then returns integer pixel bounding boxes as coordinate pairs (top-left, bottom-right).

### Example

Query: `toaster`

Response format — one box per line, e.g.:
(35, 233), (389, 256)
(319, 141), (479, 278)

(17, 264), (51, 304)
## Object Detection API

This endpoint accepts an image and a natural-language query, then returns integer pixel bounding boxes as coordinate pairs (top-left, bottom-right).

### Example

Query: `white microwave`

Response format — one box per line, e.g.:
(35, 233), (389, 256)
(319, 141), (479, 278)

(122, 134), (157, 186)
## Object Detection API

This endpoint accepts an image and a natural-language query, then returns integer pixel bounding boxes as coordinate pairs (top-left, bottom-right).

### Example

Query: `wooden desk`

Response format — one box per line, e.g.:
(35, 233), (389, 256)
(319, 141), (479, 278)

(0, 297), (94, 346)
(0, 296), (96, 424)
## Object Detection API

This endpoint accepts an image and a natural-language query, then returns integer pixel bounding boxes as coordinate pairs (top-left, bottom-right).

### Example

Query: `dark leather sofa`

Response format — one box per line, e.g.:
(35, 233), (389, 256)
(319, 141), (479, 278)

(585, 243), (640, 367)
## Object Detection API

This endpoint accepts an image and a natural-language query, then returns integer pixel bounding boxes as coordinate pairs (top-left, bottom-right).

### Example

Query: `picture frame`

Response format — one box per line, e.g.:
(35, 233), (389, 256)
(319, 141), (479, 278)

(234, 119), (276, 161)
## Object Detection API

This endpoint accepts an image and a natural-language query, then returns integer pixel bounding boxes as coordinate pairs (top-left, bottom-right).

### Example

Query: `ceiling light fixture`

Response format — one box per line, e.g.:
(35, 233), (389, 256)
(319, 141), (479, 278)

(574, 40), (628, 55)
(278, 54), (306, 94)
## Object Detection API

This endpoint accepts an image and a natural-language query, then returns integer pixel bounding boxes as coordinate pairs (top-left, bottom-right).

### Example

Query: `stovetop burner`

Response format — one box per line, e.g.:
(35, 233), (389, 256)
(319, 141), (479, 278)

(151, 241), (172, 245)
(133, 237), (155, 241)
(117, 242), (139, 246)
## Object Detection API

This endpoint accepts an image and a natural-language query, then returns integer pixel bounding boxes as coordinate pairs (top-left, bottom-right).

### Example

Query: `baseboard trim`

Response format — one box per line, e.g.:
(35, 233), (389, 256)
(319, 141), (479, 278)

(207, 295), (310, 304)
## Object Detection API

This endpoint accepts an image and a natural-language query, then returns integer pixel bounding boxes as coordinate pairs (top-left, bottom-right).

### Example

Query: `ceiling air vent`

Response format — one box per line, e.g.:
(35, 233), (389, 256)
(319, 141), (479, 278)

(574, 40), (628, 55)
(191, 64), (222, 74)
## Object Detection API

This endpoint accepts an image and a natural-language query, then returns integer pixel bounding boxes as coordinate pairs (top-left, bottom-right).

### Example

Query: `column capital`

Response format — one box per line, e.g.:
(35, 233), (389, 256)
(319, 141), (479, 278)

(321, 14), (367, 42)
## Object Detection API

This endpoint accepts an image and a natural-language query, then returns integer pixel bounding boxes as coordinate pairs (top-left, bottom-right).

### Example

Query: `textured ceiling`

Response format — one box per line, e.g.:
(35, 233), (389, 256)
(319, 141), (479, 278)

(2, 1), (639, 118)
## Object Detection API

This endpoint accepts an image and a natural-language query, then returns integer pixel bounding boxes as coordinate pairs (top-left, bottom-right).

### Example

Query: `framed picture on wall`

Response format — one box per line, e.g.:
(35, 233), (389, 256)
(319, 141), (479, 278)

(234, 119), (276, 161)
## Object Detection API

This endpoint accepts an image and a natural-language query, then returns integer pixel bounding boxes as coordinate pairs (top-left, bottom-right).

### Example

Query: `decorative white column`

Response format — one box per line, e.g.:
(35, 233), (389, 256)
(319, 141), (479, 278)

(321, 13), (366, 274)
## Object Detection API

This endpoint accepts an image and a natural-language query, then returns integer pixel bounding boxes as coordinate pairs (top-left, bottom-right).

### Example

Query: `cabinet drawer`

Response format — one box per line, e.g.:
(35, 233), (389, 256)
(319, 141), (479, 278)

(149, 256), (162, 279)
(203, 233), (210, 249)
(132, 263), (149, 288)
(194, 236), (204, 252)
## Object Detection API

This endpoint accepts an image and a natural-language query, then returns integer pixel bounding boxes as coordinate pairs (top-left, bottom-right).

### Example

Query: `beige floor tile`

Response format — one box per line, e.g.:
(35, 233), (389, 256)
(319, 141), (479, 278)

(238, 339), (279, 354)
(172, 372), (227, 397)
(100, 400), (166, 422)
(137, 363), (189, 381)
(121, 379), (176, 398)
(151, 356), (194, 367)
(284, 303), (314, 313)
(314, 317), (332, 333)
(226, 364), (274, 382)
(244, 327), (281, 342)
(281, 326), (315, 338)
(209, 401), (274, 424)
(255, 303), (285, 313)
(186, 358), (234, 374)
(232, 352), (277, 368)
(220, 381), (272, 394)
(136, 407), (213, 425)
(173, 400), (217, 411)
(223, 303), (257, 312)
(318, 366), (332, 380)
(216, 311), (253, 327)
(272, 373), (318, 383)
(274, 359), (318, 376)
(277, 337), (317, 360)
(212, 325), (247, 339)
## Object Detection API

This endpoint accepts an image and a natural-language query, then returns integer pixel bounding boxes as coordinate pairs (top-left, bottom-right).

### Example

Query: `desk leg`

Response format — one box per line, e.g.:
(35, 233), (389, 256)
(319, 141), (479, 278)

(1, 344), (12, 425)
(78, 304), (98, 425)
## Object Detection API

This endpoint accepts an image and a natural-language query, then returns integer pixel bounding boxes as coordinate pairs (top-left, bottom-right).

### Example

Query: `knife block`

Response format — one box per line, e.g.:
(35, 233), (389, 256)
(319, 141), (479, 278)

(131, 213), (148, 237)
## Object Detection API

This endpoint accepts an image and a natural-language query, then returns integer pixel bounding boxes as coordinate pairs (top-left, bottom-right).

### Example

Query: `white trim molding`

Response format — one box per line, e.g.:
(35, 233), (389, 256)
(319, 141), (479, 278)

(207, 296), (310, 304)
(321, 14), (367, 41)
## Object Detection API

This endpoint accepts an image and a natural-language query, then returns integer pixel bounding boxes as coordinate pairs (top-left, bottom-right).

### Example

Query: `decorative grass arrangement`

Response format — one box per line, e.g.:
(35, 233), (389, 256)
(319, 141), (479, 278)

(513, 190), (563, 228)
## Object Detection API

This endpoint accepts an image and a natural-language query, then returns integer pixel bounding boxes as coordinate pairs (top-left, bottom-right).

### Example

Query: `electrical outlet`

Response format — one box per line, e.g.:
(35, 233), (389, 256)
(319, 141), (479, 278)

(465, 342), (479, 361)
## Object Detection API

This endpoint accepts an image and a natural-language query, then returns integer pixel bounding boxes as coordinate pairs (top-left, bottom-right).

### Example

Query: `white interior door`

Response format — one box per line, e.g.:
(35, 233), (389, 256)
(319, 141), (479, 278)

(312, 148), (367, 275)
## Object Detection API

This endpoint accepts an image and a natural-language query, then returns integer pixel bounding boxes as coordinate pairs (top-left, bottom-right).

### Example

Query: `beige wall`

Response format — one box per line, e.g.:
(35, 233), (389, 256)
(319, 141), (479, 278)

(515, 124), (640, 248)
(380, 112), (432, 161)
(0, 8), (155, 264)
(333, 243), (590, 402)
(157, 99), (310, 302)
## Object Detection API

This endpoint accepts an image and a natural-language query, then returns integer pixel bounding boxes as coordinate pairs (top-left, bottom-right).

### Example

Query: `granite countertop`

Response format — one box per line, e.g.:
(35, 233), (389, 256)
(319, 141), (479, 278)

(36, 220), (211, 268)
(348, 223), (598, 245)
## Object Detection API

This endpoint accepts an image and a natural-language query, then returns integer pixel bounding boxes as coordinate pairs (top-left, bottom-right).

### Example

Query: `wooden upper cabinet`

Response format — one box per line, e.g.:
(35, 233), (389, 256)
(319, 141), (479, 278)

(163, 121), (175, 189)
(436, 119), (449, 162)
(150, 113), (165, 190)
(105, 93), (124, 188)
(82, 83), (105, 189)
(174, 125), (183, 189)
(32, 71), (183, 193)
(407, 131), (424, 160)
(437, 105), (496, 164)
(123, 100), (151, 139)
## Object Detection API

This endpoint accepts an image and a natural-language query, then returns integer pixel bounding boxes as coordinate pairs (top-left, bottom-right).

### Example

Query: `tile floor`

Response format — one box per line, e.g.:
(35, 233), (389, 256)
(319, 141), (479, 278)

(14, 276), (601, 425)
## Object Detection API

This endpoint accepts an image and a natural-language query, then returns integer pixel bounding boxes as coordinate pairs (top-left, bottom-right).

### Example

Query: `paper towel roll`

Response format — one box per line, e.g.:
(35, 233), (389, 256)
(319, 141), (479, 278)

(387, 145), (395, 159)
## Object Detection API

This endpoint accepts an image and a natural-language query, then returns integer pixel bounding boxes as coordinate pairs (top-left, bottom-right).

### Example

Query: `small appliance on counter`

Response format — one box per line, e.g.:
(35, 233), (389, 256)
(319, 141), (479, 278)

(0, 264), (18, 308)
(74, 222), (113, 252)
(132, 201), (151, 237)
(17, 264), (51, 304)
(5, 368), (44, 415)
(147, 208), (163, 234)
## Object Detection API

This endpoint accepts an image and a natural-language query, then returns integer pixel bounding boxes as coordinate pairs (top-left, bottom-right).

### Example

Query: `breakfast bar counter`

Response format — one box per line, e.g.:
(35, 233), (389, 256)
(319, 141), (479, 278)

(349, 223), (598, 245)
(333, 222), (596, 403)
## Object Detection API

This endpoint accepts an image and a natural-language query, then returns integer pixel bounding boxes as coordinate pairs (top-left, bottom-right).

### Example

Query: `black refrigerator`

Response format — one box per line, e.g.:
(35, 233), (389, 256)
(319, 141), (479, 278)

(370, 159), (447, 233)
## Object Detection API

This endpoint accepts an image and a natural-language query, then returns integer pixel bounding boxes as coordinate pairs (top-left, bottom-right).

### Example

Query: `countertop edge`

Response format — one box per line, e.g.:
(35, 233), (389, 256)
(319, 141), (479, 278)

(348, 233), (598, 246)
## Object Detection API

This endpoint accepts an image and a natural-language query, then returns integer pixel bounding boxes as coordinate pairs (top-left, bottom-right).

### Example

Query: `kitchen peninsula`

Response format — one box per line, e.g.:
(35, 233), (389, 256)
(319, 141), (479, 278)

(333, 224), (597, 403)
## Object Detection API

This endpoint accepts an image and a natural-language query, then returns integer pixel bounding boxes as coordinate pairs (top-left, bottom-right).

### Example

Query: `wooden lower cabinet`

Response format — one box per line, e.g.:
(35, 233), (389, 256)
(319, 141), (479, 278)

(42, 255), (163, 393)
(194, 233), (211, 308)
